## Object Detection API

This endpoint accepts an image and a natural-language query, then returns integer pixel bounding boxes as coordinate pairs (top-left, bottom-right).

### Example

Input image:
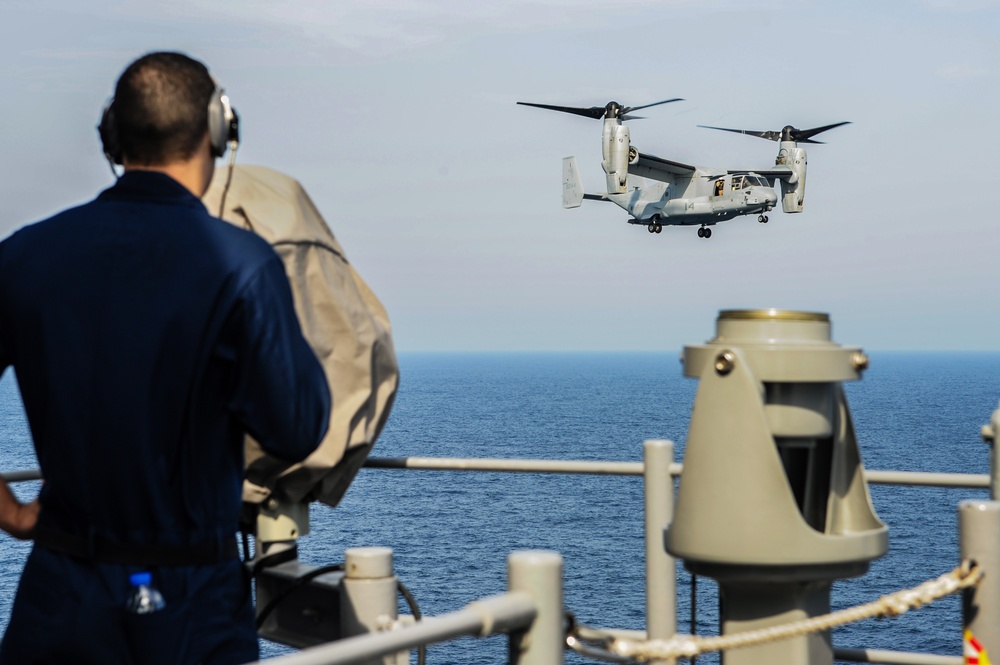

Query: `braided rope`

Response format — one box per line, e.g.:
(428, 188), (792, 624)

(603, 560), (982, 664)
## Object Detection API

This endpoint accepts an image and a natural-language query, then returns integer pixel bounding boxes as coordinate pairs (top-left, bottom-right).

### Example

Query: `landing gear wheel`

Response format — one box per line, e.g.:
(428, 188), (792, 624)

(647, 223), (655, 234)
(758, 214), (765, 223)
(704, 227), (712, 239)
(654, 224), (662, 234)
(697, 227), (705, 238)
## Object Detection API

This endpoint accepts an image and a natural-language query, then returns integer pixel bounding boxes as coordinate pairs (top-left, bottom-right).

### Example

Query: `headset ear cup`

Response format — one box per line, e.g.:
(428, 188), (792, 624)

(207, 88), (238, 158)
(98, 101), (123, 165)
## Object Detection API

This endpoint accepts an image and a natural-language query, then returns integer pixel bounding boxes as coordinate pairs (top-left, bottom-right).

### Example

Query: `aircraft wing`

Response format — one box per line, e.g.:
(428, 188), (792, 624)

(631, 151), (697, 182)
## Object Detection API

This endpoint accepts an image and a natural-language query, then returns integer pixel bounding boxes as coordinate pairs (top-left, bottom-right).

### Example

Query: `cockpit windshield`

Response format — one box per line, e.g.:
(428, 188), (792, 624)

(732, 174), (768, 190)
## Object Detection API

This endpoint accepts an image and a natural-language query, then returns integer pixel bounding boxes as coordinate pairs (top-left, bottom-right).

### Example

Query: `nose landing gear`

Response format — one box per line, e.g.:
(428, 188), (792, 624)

(758, 214), (769, 223)
(697, 226), (712, 239)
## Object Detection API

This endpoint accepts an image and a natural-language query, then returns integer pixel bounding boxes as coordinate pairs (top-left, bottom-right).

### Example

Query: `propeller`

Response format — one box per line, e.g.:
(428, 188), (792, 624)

(697, 121), (851, 144)
(517, 98), (683, 121)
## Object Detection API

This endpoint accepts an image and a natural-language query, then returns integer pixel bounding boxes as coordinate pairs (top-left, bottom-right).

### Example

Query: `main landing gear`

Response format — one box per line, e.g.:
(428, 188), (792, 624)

(697, 226), (712, 239)
(758, 214), (769, 223)
(646, 221), (662, 234)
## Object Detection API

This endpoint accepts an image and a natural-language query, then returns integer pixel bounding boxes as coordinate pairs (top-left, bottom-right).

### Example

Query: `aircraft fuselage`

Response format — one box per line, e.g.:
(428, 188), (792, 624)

(610, 170), (777, 226)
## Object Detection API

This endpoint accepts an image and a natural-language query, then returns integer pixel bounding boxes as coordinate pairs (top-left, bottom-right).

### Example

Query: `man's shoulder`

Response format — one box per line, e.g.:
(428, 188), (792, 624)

(1, 196), (280, 286)
(2, 201), (94, 249)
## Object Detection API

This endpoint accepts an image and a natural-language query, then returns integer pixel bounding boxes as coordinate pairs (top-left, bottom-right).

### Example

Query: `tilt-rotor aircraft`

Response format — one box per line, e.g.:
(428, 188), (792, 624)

(518, 99), (848, 239)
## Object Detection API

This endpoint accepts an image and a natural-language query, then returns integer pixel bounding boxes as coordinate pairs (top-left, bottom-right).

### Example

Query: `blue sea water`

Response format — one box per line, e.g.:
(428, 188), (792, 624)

(1, 351), (998, 663)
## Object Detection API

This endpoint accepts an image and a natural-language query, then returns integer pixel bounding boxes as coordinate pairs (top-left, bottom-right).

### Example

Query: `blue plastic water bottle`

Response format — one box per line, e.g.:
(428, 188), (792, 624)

(125, 572), (166, 614)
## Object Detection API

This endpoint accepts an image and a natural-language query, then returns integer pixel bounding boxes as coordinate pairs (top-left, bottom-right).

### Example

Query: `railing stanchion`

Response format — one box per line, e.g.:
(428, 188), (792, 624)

(960, 500), (1000, 660)
(340, 547), (403, 665)
(982, 402), (1000, 500)
(644, 439), (677, 647)
(508, 550), (564, 665)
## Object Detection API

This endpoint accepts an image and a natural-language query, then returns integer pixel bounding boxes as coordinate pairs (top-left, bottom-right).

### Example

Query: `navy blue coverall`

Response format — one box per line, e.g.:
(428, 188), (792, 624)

(0, 171), (331, 664)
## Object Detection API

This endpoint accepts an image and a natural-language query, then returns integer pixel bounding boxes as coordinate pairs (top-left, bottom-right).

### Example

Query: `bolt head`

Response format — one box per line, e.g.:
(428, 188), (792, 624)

(714, 351), (736, 376)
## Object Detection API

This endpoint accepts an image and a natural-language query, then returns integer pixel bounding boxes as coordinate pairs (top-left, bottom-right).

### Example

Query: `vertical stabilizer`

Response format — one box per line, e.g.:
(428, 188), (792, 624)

(562, 156), (584, 208)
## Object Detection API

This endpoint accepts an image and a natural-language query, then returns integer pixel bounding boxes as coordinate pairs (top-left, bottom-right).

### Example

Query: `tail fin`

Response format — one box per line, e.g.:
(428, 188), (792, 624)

(562, 156), (584, 208)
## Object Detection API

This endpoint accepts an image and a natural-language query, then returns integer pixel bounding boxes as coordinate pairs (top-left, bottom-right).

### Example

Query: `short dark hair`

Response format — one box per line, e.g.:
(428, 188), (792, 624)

(113, 52), (216, 166)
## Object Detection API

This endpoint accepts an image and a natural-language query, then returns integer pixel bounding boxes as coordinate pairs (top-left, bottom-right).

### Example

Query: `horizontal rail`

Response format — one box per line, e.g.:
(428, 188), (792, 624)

(833, 647), (962, 665)
(362, 457), (990, 488)
(2, 461), (991, 489)
(248, 592), (536, 665)
(863, 470), (989, 488)
(1, 470), (41, 482)
(364, 456), (659, 476)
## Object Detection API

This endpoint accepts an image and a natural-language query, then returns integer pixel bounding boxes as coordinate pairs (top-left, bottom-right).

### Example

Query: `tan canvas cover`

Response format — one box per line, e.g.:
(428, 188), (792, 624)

(203, 165), (398, 508)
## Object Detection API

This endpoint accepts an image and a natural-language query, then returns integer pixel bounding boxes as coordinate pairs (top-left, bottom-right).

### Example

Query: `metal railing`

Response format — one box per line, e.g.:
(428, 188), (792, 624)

(4, 463), (990, 487)
(3, 441), (997, 665)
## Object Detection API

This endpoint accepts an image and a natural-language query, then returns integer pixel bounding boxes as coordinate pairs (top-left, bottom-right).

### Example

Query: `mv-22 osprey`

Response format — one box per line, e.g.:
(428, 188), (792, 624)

(518, 99), (848, 239)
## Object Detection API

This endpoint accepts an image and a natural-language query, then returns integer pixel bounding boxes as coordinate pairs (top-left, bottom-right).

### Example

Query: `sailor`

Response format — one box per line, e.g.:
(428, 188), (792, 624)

(0, 52), (330, 664)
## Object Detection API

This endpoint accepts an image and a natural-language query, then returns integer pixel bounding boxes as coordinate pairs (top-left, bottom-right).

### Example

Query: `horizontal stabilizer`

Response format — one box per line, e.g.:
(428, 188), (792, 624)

(563, 156), (584, 208)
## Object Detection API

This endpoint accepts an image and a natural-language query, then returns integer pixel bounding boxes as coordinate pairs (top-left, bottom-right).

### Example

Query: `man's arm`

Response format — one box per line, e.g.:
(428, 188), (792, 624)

(229, 255), (331, 462)
(0, 478), (39, 540)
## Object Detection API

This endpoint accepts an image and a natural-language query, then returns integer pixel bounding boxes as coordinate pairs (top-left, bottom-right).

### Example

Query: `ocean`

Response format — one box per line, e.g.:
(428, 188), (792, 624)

(1, 351), (998, 664)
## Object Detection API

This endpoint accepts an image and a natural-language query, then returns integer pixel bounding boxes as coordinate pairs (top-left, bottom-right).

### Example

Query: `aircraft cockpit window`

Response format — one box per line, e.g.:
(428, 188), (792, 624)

(731, 176), (745, 191)
(746, 175), (766, 187)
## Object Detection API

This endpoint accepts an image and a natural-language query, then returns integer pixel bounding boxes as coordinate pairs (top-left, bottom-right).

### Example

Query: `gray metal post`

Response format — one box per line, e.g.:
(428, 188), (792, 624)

(508, 550), (564, 665)
(981, 402), (1000, 500)
(644, 439), (677, 642)
(959, 500), (1000, 662)
(340, 547), (403, 665)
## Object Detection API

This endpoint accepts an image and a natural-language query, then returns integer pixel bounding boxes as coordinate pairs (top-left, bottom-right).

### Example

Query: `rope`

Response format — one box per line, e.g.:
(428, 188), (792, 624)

(567, 560), (983, 664)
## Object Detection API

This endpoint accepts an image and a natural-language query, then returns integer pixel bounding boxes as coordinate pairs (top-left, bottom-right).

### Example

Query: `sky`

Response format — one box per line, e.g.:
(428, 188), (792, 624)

(1, 0), (999, 352)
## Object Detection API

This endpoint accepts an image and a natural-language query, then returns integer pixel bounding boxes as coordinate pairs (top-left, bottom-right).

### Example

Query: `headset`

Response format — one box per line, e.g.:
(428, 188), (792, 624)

(97, 77), (240, 215)
(97, 80), (240, 168)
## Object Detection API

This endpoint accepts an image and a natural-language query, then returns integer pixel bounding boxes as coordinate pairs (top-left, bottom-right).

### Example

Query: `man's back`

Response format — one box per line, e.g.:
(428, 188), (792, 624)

(0, 170), (329, 548)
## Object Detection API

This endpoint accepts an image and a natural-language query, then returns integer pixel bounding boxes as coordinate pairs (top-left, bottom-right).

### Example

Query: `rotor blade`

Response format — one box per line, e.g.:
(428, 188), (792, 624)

(792, 121), (851, 142)
(698, 125), (782, 141)
(516, 102), (606, 120)
(620, 114), (646, 121)
(622, 98), (684, 114)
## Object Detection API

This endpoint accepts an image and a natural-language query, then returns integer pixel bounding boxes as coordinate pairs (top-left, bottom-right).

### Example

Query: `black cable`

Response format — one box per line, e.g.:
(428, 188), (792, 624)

(397, 580), (425, 665)
(216, 145), (238, 218)
(253, 558), (425, 665)
(240, 530), (251, 563)
(249, 545), (299, 579)
(255, 563), (345, 630)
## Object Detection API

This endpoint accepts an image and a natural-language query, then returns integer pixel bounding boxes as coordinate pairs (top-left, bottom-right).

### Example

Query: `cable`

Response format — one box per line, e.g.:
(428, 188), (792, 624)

(216, 140), (239, 218)
(254, 562), (345, 630)
(397, 580), (425, 665)
(241, 530), (251, 563)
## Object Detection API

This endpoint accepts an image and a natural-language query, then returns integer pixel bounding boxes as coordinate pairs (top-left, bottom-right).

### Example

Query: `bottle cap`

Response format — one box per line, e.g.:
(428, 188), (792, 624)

(129, 572), (152, 586)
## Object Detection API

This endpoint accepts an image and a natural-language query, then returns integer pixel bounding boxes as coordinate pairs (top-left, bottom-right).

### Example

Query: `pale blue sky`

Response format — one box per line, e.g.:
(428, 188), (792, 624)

(1, 1), (998, 351)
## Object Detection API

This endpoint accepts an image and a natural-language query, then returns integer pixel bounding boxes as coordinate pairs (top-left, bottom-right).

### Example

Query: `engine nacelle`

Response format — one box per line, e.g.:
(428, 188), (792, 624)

(776, 141), (807, 213)
(602, 119), (630, 194)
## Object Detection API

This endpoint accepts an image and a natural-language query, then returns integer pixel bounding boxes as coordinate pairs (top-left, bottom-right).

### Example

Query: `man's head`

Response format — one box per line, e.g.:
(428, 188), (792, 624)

(109, 52), (218, 167)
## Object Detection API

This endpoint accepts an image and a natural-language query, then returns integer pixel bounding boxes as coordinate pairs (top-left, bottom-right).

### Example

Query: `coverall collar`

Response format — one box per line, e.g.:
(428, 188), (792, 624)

(98, 170), (207, 210)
